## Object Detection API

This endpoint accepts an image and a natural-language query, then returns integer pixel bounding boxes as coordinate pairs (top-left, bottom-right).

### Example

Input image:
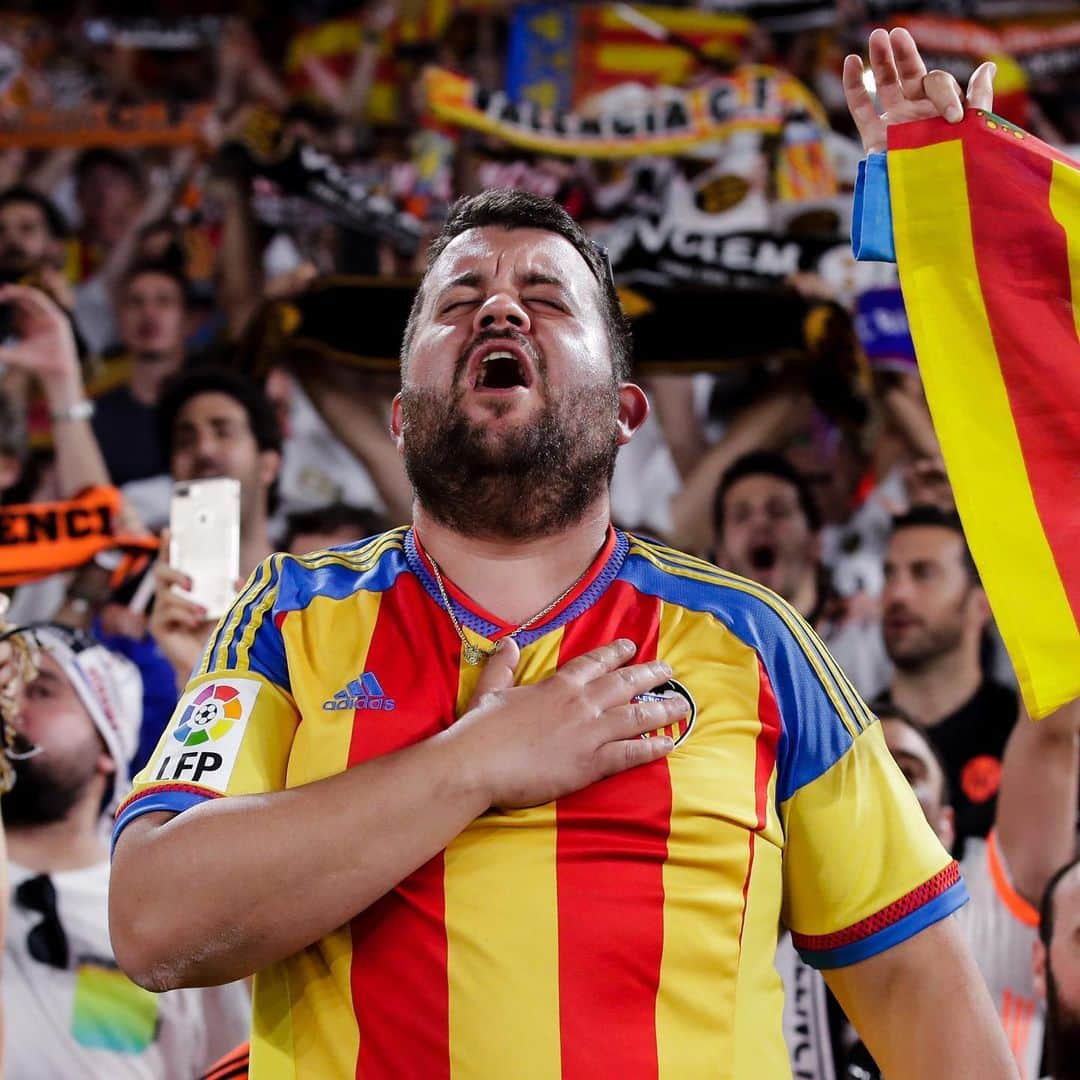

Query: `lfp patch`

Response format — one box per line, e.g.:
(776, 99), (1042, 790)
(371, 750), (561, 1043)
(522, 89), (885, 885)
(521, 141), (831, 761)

(150, 678), (260, 792)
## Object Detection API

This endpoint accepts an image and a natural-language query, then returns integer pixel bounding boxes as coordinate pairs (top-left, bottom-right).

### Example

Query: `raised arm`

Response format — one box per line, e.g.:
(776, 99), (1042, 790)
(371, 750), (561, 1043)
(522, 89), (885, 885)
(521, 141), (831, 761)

(994, 698), (1080, 906)
(825, 917), (1016, 1078)
(109, 638), (686, 990)
(298, 364), (413, 525)
(0, 284), (110, 497)
(668, 383), (812, 555)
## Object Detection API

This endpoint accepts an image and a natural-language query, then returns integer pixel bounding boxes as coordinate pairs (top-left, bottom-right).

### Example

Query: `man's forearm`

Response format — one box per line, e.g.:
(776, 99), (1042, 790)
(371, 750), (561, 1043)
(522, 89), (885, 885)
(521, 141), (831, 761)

(110, 725), (488, 991)
(824, 917), (1016, 1078)
(46, 375), (112, 496)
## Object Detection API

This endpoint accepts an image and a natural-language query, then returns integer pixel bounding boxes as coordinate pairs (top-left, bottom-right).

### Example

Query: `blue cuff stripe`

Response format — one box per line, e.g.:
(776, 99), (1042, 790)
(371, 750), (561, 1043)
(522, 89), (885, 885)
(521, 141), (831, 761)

(110, 790), (212, 854)
(797, 878), (969, 970)
(852, 153), (896, 263)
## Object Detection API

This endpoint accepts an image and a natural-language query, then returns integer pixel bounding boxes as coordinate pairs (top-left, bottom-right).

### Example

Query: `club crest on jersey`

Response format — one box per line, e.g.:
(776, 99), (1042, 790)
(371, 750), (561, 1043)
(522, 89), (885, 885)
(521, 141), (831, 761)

(323, 672), (396, 712)
(633, 677), (696, 747)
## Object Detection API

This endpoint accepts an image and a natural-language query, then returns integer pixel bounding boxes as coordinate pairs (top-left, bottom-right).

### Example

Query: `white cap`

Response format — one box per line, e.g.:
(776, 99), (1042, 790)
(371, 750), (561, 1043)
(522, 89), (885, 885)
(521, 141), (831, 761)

(31, 626), (142, 816)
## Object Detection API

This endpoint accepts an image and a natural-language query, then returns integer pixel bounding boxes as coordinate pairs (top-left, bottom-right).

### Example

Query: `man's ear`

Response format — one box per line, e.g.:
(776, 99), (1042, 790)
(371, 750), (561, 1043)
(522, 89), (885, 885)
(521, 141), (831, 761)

(937, 804), (956, 853)
(615, 383), (649, 446)
(1033, 938), (1047, 1001)
(97, 750), (116, 780)
(259, 449), (282, 490)
(390, 393), (404, 447)
(967, 584), (992, 626)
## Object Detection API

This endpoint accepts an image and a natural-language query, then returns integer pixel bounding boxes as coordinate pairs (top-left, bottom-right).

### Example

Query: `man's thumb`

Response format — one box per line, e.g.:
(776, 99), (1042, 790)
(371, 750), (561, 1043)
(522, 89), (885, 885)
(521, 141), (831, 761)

(469, 637), (520, 703)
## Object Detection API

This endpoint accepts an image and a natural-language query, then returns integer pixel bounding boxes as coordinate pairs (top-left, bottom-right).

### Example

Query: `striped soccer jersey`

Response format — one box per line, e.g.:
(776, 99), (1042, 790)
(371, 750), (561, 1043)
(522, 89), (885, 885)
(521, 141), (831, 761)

(114, 527), (965, 1079)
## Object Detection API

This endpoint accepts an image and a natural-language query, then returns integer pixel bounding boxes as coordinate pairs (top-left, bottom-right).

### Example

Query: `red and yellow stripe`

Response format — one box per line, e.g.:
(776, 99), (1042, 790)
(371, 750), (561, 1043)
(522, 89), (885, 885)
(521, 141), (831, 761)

(888, 111), (1080, 718)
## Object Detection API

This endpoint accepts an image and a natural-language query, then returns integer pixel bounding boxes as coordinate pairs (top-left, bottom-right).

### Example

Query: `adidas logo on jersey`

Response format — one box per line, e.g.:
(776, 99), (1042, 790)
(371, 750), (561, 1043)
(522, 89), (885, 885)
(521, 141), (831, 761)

(323, 672), (396, 712)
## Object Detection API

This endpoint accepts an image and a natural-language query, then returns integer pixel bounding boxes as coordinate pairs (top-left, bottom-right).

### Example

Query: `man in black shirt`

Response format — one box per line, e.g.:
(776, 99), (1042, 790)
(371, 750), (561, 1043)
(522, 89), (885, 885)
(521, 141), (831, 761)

(91, 261), (187, 486)
(876, 505), (1017, 849)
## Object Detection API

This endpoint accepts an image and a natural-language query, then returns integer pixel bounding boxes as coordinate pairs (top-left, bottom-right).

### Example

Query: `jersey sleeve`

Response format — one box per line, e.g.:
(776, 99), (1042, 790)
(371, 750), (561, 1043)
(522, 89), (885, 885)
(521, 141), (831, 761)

(755, 601), (966, 970)
(852, 152), (896, 262)
(112, 553), (300, 847)
(781, 721), (966, 969)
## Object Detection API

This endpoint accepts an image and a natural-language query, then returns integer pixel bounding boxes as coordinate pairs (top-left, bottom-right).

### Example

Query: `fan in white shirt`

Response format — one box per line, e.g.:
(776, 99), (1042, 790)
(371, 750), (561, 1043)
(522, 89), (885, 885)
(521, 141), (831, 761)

(0, 623), (249, 1079)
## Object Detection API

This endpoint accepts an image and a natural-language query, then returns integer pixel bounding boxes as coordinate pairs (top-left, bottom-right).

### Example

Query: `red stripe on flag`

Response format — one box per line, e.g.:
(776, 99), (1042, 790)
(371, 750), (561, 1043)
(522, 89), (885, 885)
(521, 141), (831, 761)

(349, 574), (462, 1079)
(961, 122), (1080, 628)
(737, 659), (783, 947)
(555, 581), (671, 1080)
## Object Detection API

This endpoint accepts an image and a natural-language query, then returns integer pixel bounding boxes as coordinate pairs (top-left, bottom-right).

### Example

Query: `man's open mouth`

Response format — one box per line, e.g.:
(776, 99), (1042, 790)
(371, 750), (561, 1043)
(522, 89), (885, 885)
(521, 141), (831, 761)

(467, 343), (535, 391)
(749, 544), (778, 571)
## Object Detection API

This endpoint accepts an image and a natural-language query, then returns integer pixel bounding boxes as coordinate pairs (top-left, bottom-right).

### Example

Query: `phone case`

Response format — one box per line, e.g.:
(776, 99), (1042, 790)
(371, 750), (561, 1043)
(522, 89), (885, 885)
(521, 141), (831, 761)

(169, 478), (241, 619)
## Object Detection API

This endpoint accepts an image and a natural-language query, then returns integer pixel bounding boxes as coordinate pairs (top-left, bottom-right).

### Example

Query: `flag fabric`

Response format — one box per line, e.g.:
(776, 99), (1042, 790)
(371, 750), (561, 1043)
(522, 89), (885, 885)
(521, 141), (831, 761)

(886, 109), (1080, 719)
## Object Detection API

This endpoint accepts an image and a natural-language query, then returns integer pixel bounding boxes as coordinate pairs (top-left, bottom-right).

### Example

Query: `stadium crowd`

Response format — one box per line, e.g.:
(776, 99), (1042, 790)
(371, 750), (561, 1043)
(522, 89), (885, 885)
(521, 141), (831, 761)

(0, 1), (1077, 1077)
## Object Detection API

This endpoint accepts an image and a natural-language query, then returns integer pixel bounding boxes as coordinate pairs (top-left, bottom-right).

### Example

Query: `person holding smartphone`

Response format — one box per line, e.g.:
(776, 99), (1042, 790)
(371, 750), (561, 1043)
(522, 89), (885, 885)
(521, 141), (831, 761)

(148, 368), (282, 690)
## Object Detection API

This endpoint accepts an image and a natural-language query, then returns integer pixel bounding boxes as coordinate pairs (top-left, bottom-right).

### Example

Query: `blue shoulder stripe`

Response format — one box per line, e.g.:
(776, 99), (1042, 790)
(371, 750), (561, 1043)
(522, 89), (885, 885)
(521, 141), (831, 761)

(226, 553), (285, 670)
(642, 539), (876, 734)
(631, 538), (874, 735)
(201, 557), (275, 675)
(275, 532), (409, 614)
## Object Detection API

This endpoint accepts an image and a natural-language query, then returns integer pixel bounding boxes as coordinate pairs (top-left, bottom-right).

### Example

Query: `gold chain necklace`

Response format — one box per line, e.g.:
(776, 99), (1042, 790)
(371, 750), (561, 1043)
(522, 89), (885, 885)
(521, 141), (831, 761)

(427, 554), (592, 665)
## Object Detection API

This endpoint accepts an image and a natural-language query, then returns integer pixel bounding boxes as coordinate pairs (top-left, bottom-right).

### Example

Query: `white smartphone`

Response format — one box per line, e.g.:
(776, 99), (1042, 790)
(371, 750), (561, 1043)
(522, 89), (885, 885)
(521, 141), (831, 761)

(169, 478), (241, 619)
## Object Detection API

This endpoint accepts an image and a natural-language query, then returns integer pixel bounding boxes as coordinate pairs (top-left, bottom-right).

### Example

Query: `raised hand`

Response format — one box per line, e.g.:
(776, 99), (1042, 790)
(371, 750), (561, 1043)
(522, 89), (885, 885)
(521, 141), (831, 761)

(452, 637), (687, 810)
(843, 27), (996, 154)
(0, 284), (81, 401)
(148, 530), (239, 690)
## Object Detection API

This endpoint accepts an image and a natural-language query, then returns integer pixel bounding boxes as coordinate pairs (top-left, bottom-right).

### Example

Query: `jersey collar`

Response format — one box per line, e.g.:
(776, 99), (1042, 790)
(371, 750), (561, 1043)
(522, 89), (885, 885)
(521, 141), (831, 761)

(405, 526), (629, 647)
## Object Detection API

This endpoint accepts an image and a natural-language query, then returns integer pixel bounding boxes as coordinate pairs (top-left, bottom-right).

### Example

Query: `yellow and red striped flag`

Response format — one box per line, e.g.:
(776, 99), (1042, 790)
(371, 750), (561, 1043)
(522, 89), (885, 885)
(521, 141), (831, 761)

(887, 110), (1080, 718)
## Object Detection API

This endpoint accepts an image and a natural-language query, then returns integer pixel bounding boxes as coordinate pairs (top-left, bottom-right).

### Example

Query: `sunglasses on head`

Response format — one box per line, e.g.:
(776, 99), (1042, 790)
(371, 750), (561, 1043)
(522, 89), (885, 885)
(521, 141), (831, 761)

(15, 873), (69, 969)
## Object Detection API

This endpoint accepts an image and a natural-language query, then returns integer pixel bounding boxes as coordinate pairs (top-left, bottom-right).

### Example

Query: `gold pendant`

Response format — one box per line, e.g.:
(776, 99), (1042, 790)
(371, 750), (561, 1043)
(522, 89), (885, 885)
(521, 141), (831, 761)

(462, 641), (488, 666)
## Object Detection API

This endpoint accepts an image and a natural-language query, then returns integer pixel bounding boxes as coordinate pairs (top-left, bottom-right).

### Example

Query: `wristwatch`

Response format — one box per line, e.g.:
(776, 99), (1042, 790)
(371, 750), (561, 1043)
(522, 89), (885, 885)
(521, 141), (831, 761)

(50, 399), (95, 423)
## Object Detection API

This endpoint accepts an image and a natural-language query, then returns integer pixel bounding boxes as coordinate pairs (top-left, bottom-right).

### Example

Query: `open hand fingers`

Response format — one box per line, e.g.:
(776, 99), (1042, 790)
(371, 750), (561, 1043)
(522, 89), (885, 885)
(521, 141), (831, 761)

(843, 54), (885, 153)
(923, 69), (964, 123)
(592, 732), (674, 781)
(888, 27), (927, 100)
(154, 589), (207, 627)
(468, 637), (521, 705)
(154, 560), (192, 592)
(967, 61), (996, 113)
(598, 691), (690, 744)
(557, 638), (637, 685)
(868, 27), (904, 113)
(587, 658), (673, 713)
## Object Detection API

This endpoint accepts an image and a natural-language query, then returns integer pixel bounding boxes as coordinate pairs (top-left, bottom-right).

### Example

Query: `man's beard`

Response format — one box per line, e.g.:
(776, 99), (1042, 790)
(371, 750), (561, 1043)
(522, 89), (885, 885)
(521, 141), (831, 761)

(884, 615), (965, 672)
(1046, 964), (1080, 1080)
(399, 378), (620, 541)
(1, 752), (98, 827)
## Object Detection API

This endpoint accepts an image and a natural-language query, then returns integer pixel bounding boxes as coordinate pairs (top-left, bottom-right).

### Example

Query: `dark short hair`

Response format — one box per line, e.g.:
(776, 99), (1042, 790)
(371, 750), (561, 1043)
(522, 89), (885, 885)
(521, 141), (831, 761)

(75, 148), (145, 195)
(713, 451), (822, 535)
(157, 367), (283, 515)
(1039, 854), (1080, 946)
(119, 259), (190, 305)
(400, 189), (631, 380)
(0, 185), (68, 240)
(283, 503), (389, 552)
(890, 504), (980, 584)
(873, 699), (953, 807)
(157, 366), (282, 464)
